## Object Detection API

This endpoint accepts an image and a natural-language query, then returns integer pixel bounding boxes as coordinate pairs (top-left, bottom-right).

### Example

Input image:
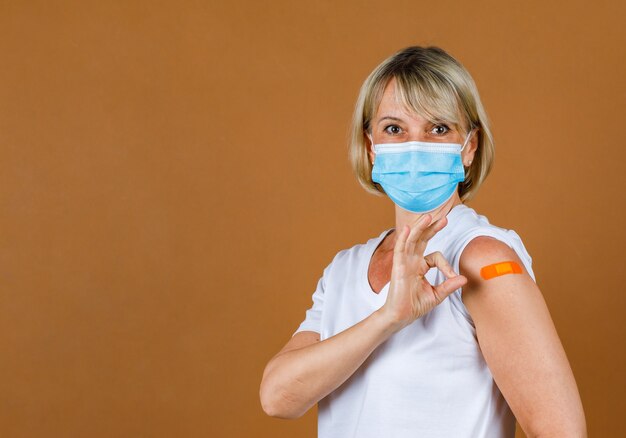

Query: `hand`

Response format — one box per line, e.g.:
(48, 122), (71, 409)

(379, 214), (468, 331)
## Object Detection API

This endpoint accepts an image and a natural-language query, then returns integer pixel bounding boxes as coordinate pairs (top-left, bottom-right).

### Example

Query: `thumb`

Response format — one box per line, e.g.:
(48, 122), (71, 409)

(433, 275), (467, 303)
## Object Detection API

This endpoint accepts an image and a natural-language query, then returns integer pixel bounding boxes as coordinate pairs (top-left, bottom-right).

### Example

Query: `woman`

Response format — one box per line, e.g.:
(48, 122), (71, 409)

(260, 46), (586, 437)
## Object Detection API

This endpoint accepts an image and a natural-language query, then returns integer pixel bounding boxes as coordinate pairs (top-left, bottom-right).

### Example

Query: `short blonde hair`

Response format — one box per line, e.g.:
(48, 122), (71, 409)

(349, 46), (494, 202)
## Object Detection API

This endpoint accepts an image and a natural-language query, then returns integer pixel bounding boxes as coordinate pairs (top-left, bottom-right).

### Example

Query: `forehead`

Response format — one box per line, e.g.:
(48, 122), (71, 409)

(375, 79), (415, 118)
(374, 77), (462, 125)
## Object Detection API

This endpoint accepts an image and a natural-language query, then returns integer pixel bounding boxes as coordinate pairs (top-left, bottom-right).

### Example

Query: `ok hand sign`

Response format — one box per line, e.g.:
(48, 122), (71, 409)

(380, 214), (468, 331)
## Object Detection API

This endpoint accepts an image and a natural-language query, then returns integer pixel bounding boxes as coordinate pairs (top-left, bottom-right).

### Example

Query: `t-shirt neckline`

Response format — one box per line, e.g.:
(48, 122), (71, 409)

(360, 203), (468, 302)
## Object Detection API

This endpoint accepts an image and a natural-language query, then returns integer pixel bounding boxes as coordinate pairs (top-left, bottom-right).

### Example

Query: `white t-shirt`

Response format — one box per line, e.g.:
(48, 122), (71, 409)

(296, 204), (535, 438)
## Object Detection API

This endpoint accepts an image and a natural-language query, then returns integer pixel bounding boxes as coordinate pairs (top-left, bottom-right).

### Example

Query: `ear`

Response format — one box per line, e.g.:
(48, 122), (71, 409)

(462, 129), (479, 167)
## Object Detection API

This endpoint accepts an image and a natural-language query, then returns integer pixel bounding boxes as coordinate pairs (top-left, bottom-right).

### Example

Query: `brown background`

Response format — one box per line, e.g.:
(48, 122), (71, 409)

(1, 1), (624, 437)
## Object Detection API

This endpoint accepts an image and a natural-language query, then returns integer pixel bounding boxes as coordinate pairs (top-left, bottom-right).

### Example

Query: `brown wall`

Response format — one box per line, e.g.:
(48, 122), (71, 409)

(1, 1), (624, 436)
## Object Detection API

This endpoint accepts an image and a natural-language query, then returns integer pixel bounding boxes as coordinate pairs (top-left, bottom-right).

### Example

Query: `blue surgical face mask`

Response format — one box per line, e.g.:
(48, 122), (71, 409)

(371, 131), (472, 214)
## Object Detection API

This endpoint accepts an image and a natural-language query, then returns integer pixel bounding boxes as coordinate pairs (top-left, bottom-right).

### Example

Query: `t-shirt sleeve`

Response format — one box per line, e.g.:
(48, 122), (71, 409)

(455, 227), (535, 281)
(293, 263), (330, 336)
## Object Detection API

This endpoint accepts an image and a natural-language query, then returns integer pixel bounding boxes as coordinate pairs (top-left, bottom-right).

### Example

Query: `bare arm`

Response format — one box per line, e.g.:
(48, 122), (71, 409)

(259, 311), (396, 419)
(460, 237), (586, 437)
(260, 214), (467, 418)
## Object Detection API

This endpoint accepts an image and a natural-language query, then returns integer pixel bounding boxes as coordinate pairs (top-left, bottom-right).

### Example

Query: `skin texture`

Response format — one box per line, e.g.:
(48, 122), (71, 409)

(259, 214), (464, 419)
(461, 237), (586, 436)
(260, 79), (586, 436)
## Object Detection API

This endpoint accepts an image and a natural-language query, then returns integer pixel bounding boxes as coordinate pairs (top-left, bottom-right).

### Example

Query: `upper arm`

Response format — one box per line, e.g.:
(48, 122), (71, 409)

(460, 237), (586, 437)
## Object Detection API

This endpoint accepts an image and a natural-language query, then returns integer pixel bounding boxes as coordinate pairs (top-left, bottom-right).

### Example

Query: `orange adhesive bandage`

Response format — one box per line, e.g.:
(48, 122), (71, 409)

(480, 261), (522, 280)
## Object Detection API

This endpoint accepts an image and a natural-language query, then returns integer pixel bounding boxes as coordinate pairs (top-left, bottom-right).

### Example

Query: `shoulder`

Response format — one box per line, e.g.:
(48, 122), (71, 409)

(445, 205), (535, 280)
(323, 229), (392, 273)
(459, 236), (529, 301)
(459, 227), (534, 289)
(444, 205), (510, 250)
(459, 236), (521, 277)
(459, 235), (539, 320)
(446, 205), (509, 241)
(334, 230), (390, 260)
(451, 211), (538, 315)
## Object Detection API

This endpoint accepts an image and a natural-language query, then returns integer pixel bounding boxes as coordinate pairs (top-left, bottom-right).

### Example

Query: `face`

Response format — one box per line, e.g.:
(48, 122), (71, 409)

(368, 78), (478, 166)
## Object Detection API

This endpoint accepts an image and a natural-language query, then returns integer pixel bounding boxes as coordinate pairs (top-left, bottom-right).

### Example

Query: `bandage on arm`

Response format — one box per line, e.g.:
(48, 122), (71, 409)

(480, 261), (522, 280)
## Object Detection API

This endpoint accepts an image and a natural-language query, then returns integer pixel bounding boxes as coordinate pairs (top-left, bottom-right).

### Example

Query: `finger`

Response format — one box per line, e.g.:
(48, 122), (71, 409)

(414, 217), (449, 255)
(433, 275), (468, 303)
(406, 214), (432, 253)
(393, 224), (411, 255)
(424, 251), (457, 278)
(421, 216), (448, 243)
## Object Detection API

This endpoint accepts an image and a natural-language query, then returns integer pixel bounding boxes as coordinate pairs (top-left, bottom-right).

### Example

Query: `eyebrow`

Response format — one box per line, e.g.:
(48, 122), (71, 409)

(378, 115), (455, 126)
(376, 116), (405, 125)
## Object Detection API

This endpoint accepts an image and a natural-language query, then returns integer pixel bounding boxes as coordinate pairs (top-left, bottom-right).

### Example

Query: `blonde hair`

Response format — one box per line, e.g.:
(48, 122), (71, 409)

(349, 46), (494, 202)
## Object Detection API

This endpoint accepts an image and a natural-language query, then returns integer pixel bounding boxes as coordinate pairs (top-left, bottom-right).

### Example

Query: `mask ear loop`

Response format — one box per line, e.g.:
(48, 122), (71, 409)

(367, 132), (376, 165)
(460, 128), (475, 152)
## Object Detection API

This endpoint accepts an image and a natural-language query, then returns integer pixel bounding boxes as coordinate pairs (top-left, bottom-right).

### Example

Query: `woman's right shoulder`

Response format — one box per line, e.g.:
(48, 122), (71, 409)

(323, 230), (391, 272)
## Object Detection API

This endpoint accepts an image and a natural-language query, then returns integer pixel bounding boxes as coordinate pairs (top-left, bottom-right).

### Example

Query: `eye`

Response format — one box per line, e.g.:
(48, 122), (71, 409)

(431, 124), (450, 135)
(383, 125), (403, 135)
